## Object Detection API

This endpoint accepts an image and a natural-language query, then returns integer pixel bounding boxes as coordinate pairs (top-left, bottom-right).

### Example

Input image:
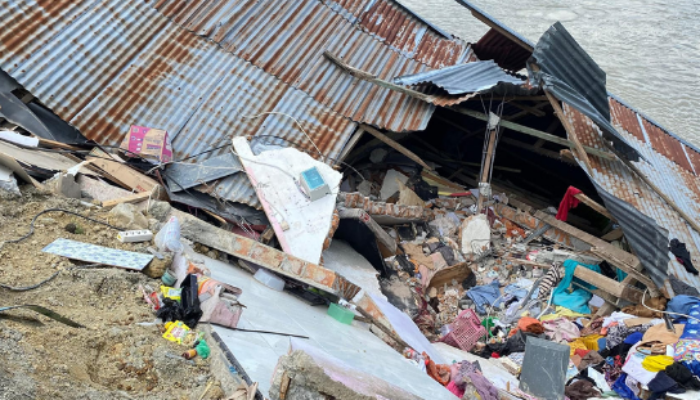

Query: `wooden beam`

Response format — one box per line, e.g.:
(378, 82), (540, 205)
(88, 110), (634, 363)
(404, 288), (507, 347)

(574, 193), (616, 221)
(572, 265), (644, 304)
(101, 191), (153, 207)
(591, 246), (659, 295)
(337, 127), (365, 163)
(359, 124), (432, 170)
(450, 107), (615, 160)
(356, 306), (410, 350)
(507, 101), (546, 117)
(500, 137), (576, 165)
(545, 90), (592, 173)
(322, 51), (616, 161)
(477, 128), (498, 210)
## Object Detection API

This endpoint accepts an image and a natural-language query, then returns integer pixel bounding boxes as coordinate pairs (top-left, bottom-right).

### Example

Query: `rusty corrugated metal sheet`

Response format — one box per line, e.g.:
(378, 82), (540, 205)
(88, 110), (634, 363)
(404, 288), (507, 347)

(0, 0), (357, 209)
(640, 118), (694, 174)
(609, 97), (645, 143)
(472, 28), (532, 71)
(149, 0), (472, 132)
(563, 103), (700, 290)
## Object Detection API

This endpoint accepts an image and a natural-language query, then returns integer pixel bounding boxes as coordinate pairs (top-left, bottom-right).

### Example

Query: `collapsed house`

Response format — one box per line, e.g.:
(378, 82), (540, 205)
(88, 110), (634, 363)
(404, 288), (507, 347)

(1, 0), (700, 399)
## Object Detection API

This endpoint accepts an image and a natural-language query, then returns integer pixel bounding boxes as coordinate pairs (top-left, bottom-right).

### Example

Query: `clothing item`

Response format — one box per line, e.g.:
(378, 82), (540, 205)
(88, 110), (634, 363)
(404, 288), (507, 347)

(510, 317), (545, 336)
(606, 323), (652, 350)
(647, 372), (686, 400)
(624, 332), (644, 345)
(667, 295), (700, 316)
(625, 375), (642, 398)
(467, 372), (499, 400)
(639, 323), (685, 353)
(670, 275), (700, 297)
(466, 280), (501, 315)
(623, 354), (658, 386)
(556, 186), (583, 221)
(552, 260), (602, 314)
(612, 373), (642, 400)
(670, 239), (698, 275)
(683, 360), (700, 377)
(642, 355), (675, 372)
(445, 381), (464, 398)
(603, 312), (637, 328)
(580, 317), (605, 337)
(579, 351), (605, 371)
(621, 297), (668, 319)
(681, 303), (700, 340)
(664, 362), (700, 390)
(675, 339), (700, 362)
(543, 317), (581, 342)
(603, 356), (624, 385)
(537, 264), (564, 301)
(565, 379), (600, 400)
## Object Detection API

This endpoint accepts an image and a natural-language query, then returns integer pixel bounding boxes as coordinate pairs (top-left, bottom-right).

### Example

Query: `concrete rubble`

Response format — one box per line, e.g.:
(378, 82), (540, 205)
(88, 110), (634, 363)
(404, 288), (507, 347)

(0, 1), (698, 400)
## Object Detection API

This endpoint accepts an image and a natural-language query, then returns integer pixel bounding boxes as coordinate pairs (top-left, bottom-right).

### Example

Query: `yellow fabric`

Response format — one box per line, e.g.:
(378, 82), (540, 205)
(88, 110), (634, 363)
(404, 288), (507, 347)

(540, 307), (587, 321)
(582, 334), (603, 351)
(567, 334), (603, 356)
(641, 355), (674, 372)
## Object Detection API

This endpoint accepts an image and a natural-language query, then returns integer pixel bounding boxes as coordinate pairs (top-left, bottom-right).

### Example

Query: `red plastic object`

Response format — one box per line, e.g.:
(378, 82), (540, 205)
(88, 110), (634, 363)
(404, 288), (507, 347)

(442, 309), (486, 351)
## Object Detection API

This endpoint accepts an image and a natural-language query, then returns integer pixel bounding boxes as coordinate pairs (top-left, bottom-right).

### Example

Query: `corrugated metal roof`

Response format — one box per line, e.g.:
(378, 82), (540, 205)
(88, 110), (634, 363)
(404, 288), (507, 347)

(472, 28), (533, 72)
(0, 0), (357, 209)
(563, 103), (700, 290)
(148, 0), (476, 132)
(393, 60), (527, 95)
(529, 22), (640, 161)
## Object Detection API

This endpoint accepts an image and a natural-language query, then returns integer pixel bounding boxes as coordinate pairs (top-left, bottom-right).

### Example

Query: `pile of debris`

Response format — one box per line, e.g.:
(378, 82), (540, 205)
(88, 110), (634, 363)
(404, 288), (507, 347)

(1, 1), (699, 399)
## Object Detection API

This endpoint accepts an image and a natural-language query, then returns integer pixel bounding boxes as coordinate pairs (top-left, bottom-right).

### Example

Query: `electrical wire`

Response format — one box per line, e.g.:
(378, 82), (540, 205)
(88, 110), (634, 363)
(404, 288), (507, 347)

(0, 263), (105, 291)
(242, 112), (325, 162)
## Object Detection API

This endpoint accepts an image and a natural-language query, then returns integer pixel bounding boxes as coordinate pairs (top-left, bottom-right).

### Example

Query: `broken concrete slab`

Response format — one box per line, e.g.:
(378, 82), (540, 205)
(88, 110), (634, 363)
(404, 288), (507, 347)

(322, 240), (383, 299)
(269, 339), (423, 400)
(0, 164), (20, 195)
(460, 214), (491, 255)
(379, 169), (408, 200)
(233, 137), (341, 265)
(187, 248), (455, 400)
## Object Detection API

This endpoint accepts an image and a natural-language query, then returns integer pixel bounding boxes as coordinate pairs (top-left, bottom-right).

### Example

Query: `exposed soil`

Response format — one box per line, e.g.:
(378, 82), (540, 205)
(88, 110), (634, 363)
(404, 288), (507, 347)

(0, 187), (226, 399)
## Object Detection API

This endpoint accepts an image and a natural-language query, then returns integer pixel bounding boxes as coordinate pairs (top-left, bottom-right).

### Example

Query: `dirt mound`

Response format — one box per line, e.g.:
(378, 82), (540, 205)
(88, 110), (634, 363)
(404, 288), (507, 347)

(0, 188), (224, 399)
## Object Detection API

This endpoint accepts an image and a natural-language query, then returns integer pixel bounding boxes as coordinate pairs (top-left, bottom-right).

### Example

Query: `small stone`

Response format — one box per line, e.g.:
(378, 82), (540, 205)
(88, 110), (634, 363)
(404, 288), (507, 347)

(65, 223), (77, 234)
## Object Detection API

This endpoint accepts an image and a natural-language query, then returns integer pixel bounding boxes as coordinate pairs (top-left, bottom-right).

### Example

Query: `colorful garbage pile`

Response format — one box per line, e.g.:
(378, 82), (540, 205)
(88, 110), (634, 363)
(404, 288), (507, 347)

(338, 162), (700, 399)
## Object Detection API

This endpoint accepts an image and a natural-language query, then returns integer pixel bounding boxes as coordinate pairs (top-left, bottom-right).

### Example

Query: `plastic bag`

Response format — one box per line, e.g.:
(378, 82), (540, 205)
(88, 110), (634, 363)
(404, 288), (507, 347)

(155, 216), (183, 253)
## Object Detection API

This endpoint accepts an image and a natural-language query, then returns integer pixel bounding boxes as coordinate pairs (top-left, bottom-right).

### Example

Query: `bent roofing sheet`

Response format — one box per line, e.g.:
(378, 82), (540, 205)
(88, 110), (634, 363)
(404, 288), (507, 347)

(563, 103), (700, 290)
(473, 28), (533, 71)
(394, 61), (525, 95)
(0, 0), (356, 208)
(148, 0), (475, 132)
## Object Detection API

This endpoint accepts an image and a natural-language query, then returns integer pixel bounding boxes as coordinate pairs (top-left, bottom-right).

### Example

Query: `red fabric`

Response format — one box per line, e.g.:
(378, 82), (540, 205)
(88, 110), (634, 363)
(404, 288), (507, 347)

(491, 352), (501, 359)
(556, 186), (583, 221)
(446, 381), (465, 398)
(575, 348), (590, 358)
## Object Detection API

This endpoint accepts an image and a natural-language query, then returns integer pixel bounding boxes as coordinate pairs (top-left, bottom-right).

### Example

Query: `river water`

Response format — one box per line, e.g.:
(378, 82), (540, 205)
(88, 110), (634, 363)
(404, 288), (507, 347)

(400, 0), (700, 147)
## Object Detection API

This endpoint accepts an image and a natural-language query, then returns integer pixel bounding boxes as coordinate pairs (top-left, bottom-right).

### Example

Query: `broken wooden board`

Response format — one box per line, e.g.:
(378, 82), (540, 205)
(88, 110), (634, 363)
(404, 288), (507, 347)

(164, 207), (361, 301)
(0, 141), (93, 175)
(232, 137), (341, 265)
(428, 262), (473, 289)
(87, 148), (158, 193)
(42, 238), (152, 271)
(101, 191), (153, 207)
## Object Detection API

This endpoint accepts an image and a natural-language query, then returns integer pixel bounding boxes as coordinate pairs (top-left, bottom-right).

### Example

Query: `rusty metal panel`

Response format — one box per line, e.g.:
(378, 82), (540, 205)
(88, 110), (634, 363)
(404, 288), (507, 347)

(686, 147), (700, 175)
(148, 0), (449, 132)
(609, 97), (645, 143)
(563, 103), (700, 290)
(472, 28), (532, 71)
(641, 119), (694, 173)
(323, 0), (369, 21)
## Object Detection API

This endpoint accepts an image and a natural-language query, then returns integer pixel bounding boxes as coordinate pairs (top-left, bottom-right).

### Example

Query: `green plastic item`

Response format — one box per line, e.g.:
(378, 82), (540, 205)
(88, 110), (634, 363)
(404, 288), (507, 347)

(196, 339), (210, 359)
(327, 303), (354, 325)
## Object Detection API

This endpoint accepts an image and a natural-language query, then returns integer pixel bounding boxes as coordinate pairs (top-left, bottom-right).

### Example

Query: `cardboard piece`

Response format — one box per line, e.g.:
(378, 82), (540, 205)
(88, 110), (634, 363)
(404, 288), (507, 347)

(87, 148), (159, 193)
(42, 238), (153, 271)
(120, 125), (172, 163)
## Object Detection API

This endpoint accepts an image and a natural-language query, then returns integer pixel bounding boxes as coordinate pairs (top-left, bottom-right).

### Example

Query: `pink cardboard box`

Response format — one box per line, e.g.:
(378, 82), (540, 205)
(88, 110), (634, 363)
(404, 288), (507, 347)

(120, 125), (173, 163)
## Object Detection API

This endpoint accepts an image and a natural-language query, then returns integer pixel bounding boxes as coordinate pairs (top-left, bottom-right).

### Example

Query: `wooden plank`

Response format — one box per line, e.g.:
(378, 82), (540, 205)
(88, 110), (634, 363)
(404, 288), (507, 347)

(279, 371), (291, 400)
(428, 262), (473, 288)
(477, 128), (498, 210)
(545, 90), (592, 172)
(591, 246), (659, 295)
(508, 101), (546, 117)
(421, 170), (465, 191)
(573, 193), (616, 221)
(336, 128), (365, 163)
(86, 148), (158, 193)
(501, 137), (577, 165)
(360, 124), (432, 171)
(37, 138), (82, 151)
(573, 266), (643, 304)
(535, 211), (640, 267)
(101, 191), (153, 207)
(355, 306), (411, 350)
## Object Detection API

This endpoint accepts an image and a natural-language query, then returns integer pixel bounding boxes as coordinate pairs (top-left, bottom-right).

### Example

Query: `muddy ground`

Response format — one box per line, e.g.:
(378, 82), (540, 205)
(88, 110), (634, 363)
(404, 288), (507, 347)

(0, 187), (229, 400)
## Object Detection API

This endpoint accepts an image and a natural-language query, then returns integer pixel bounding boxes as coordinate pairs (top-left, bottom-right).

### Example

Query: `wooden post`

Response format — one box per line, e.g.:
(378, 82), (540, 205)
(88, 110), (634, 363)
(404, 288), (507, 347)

(545, 91), (592, 173)
(477, 127), (498, 210)
(337, 127), (365, 163)
(573, 192), (616, 221)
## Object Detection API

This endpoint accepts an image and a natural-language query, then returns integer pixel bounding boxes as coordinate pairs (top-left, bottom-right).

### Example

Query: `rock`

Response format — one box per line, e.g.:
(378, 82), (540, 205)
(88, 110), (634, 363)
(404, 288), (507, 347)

(379, 169), (408, 201)
(109, 203), (149, 230)
(64, 223), (77, 234)
(460, 214), (491, 256)
(39, 217), (57, 225)
(146, 200), (172, 221)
